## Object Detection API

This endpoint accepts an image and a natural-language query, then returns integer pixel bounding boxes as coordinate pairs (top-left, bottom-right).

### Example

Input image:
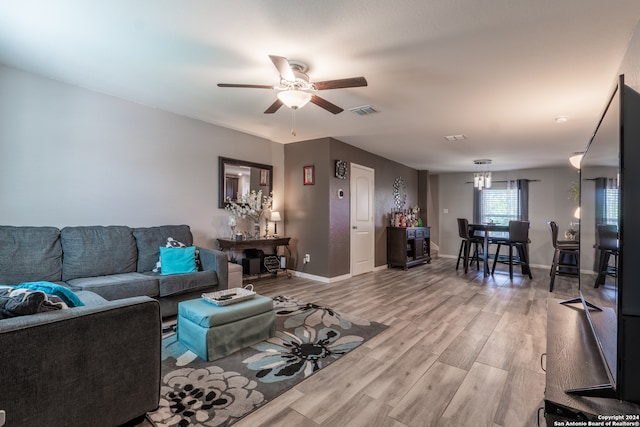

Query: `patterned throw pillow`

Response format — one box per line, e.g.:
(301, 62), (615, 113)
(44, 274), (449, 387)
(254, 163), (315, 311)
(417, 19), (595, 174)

(153, 237), (201, 273)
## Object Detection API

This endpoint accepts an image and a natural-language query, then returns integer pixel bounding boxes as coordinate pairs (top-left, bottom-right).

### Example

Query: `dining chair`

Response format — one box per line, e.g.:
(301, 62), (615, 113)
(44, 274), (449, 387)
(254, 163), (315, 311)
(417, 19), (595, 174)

(594, 224), (619, 288)
(547, 221), (579, 292)
(455, 218), (482, 273)
(491, 220), (533, 279)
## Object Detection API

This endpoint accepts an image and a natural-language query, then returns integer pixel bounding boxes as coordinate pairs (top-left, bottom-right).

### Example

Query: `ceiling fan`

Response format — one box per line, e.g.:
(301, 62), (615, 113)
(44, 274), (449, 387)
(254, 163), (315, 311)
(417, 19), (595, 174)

(217, 55), (367, 114)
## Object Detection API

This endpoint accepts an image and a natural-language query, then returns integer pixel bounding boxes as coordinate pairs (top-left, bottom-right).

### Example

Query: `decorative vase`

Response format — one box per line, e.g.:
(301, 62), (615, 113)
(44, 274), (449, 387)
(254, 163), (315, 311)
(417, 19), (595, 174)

(254, 222), (261, 239)
(228, 216), (237, 239)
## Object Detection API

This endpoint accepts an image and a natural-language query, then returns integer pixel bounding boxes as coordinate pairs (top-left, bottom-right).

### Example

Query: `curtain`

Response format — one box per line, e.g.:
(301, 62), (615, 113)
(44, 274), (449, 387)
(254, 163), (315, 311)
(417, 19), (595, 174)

(473, 187), (481, 224)
(593, 177), (619, 270)
(517, 179), (529, 221)
(594, 177), (607, 271)
(595, 177), (607, 227)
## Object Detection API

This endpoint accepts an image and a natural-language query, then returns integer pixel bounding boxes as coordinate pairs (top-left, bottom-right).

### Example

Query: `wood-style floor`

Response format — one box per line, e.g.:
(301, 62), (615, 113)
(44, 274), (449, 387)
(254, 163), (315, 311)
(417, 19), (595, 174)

(142, 257), (584, 427)
(232, 257), (580, 427)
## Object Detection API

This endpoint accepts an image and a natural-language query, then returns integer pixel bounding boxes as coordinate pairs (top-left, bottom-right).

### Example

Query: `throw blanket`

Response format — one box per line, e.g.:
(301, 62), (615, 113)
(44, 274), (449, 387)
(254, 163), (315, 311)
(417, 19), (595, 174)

(0, 286), (68, 319)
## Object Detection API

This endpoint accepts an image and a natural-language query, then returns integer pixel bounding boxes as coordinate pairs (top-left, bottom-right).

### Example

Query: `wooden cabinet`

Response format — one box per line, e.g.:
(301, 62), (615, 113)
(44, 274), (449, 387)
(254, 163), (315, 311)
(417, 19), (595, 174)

(387, 227), (431, 270)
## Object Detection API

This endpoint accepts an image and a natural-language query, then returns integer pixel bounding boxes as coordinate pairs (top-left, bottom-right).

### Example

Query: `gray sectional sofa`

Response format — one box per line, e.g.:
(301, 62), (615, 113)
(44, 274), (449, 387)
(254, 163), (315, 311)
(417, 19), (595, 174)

(0, 224), (230, 317)
(0, 292), (161, 427)
(0, 224), (230, 426)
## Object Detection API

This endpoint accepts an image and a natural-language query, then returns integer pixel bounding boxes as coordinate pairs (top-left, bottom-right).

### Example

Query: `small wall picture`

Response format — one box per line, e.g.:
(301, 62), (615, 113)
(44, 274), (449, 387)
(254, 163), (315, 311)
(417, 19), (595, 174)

(260, 169), (269, 186)
(303, 165), (315, 185)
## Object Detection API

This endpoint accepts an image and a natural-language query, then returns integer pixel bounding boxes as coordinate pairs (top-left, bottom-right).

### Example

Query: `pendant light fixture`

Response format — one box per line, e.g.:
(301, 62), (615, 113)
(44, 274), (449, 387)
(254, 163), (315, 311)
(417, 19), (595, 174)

(569, 152), (584, 170)
(473, 159), (492, 190)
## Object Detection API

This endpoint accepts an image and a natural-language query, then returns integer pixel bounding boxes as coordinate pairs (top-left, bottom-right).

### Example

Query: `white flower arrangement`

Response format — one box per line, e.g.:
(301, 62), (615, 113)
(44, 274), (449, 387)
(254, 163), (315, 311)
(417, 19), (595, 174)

(225, 190), (273, 223)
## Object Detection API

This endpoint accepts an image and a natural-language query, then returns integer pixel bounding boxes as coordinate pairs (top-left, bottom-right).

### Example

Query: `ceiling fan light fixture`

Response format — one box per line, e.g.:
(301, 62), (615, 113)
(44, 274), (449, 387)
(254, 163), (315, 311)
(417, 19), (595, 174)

(277, 89), (312, 110)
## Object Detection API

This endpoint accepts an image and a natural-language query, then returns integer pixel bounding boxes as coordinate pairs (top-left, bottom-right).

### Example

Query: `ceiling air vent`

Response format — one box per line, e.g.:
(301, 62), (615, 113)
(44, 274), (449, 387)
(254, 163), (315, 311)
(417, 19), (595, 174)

(444, 134), (468, 142)
(349, 105), (378, 116)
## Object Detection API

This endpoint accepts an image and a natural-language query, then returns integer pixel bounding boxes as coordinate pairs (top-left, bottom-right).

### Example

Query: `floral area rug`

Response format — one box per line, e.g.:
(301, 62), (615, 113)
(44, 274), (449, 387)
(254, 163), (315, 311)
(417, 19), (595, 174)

(147, 295), (387, 427)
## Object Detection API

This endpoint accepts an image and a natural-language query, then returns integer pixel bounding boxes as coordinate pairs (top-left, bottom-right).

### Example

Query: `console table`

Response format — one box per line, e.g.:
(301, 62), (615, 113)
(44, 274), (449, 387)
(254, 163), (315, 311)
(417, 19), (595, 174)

(217, 237), (291, 278)
(386, 226), (431, 270)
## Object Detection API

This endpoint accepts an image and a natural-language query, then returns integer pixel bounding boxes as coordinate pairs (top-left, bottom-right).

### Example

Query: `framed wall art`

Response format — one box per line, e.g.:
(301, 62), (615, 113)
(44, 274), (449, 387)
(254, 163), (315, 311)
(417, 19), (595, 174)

(303, 165), (315, 185)
(335, 160), (348, 179)
(260, 169), (269, 186)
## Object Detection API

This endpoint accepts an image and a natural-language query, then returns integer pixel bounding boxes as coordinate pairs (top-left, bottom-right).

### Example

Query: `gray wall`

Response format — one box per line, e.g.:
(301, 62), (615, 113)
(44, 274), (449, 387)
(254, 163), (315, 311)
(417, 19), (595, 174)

(0, 65), (284, 249)
(1, 62), (594, 276)
(284, 137), (420, 278)
(435, 166), (580, 268)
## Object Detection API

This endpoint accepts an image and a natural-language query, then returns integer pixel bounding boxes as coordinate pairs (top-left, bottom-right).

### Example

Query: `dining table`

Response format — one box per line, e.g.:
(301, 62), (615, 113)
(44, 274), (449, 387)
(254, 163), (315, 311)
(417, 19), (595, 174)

(468, 223), (510, 277)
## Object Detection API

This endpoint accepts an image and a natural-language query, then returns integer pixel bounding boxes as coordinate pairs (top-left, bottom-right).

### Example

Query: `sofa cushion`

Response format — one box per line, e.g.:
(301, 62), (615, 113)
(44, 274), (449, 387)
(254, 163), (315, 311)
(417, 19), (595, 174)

(160, 246), (197, 275)
(152, 270), (217, 297)
(66, 272), (159, 301)
(74, 290), (108, 306)
(0, 286), (67, 319)
(0, 226), (62, 284)
(61, 226), (137, 281)
(133, 225), (192, 273)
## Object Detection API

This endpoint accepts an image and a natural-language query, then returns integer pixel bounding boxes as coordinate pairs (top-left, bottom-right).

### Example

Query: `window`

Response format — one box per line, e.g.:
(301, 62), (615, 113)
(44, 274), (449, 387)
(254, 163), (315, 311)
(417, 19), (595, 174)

(595, 177), (618, 227)
(604, 187), (619, 225)
(478, 181), (523, 225)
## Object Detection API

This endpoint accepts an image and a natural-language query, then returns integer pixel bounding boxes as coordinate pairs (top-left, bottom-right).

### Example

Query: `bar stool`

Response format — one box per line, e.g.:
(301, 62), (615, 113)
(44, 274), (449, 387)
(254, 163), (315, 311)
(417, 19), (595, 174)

(456, 218), (482, 273)
(547, 221), (579, 292)
(594, 224), (618, 288)
(491, 220), (533, 279)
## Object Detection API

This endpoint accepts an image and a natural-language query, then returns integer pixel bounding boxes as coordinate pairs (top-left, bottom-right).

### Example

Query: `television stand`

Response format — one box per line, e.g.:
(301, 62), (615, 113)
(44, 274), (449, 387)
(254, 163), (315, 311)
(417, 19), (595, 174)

(544, 298), (640, 425)
(559, 296), (602, 311)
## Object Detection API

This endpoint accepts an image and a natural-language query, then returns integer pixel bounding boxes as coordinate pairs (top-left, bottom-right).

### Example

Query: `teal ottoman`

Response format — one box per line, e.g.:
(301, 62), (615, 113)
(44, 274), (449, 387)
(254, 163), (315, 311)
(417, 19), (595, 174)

(177, 295), (275, 361)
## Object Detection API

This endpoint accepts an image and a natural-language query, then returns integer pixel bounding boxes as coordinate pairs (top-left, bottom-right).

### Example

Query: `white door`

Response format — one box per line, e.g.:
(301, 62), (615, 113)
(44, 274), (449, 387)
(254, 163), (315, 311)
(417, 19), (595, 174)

(350, 163), (375, 276)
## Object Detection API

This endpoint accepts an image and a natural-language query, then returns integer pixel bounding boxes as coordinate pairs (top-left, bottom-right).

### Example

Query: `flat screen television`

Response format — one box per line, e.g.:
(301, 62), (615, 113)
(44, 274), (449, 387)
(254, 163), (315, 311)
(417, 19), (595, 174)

(570, 74), (640, 402)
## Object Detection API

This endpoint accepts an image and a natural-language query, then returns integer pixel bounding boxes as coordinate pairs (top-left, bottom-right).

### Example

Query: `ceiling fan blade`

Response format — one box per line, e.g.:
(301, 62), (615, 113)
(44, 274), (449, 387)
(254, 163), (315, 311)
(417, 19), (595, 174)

(217, 83), (274, 89)
(310, 95), (344, 114)
(268, 55), (296, 81)
(313, 77), (368, 91)
(264, 99), (284, 114)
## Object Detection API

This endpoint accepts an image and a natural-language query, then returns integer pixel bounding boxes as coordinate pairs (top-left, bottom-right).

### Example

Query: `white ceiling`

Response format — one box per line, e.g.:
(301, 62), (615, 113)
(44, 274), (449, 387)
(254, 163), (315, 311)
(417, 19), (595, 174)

(1, 0), (639, 173)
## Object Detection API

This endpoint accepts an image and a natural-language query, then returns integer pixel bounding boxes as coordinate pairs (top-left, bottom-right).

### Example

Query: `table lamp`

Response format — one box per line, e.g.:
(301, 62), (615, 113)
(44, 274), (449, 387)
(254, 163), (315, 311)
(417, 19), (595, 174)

(270, 211), (282, 238)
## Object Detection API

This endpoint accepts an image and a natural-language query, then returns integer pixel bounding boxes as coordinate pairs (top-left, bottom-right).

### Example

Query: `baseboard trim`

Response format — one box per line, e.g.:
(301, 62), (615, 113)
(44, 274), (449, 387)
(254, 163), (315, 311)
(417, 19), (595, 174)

(291, 271), (353, 283)
(291, 265), (390, 283)
(438, 253), (549, 270)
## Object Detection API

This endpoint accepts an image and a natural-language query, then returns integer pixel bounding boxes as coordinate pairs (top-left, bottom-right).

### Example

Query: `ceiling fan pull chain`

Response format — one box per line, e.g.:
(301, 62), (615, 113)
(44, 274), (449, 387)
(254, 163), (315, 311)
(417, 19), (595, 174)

(291, 109), (297, 136)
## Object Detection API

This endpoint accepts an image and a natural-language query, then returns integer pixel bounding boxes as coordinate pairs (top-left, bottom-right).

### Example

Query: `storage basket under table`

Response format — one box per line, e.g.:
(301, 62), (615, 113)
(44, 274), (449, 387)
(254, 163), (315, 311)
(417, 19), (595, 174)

(177, 293), (275, 361)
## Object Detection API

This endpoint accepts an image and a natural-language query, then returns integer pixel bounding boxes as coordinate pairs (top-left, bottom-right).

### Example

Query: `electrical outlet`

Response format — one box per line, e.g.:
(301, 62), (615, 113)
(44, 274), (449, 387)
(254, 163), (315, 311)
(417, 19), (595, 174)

(304, 254), (310, 263)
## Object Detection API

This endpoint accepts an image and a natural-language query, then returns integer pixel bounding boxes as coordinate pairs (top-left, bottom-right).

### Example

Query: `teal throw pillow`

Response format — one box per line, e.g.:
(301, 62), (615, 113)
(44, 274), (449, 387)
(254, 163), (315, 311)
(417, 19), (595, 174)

(160, 246), (197, 275)
(14, 281), (85, 307)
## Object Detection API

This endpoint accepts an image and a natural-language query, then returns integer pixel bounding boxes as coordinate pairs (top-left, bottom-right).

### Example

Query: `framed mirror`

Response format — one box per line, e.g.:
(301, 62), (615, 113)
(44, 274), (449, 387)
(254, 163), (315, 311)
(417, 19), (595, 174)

(218, 157), (273, 208)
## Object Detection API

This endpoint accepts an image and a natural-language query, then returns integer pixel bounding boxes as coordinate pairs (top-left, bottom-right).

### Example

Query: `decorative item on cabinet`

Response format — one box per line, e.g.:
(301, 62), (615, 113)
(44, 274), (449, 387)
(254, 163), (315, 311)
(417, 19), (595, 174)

(390, 206), (421, 228)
